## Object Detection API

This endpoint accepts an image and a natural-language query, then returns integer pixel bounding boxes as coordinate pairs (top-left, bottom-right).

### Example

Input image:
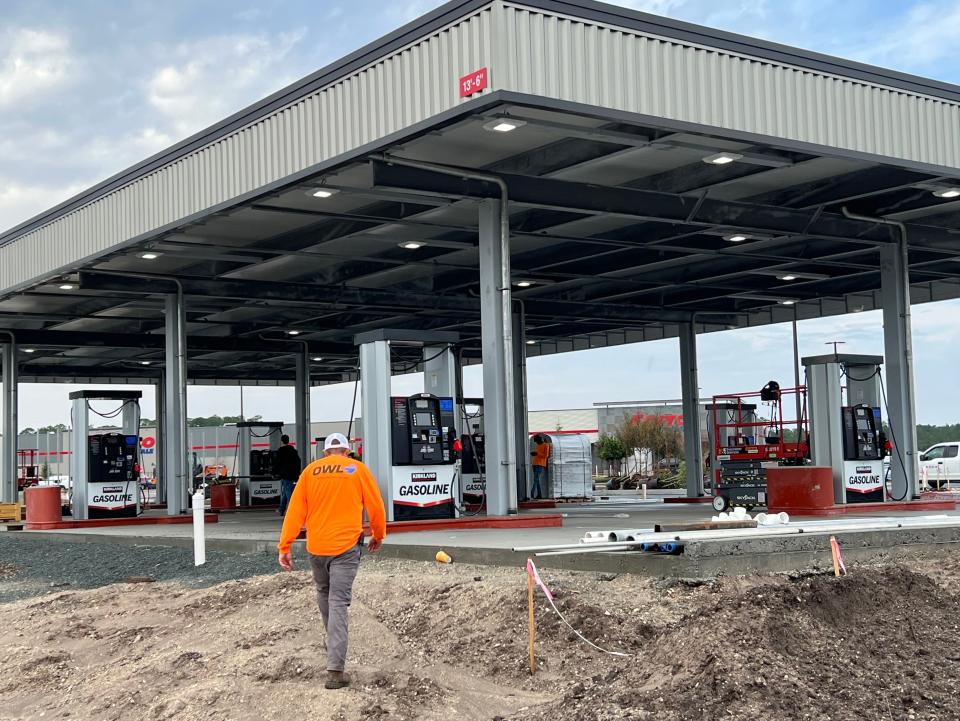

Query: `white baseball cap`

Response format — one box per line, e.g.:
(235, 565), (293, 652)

(324, 433), (350, 451)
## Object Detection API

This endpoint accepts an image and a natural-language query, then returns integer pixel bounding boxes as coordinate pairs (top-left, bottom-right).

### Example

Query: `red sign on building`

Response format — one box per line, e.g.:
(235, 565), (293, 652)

(459, 67), (488, 97)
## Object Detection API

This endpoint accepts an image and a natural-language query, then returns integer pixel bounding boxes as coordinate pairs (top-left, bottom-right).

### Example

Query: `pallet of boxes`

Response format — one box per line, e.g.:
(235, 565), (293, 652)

(0, 502), (23, 525)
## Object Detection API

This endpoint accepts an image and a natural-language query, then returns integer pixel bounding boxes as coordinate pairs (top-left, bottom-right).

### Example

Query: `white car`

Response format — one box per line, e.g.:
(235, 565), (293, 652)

(919, 443), (960, 488)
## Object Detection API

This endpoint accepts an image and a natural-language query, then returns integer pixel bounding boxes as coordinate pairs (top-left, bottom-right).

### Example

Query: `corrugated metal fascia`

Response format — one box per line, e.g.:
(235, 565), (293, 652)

(497, 3), (960, 170)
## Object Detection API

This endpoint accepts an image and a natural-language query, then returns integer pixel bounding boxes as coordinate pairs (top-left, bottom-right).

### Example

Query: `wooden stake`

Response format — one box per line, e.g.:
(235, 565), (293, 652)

(830, 535), (840, 577)
(528, 559), (536, 675)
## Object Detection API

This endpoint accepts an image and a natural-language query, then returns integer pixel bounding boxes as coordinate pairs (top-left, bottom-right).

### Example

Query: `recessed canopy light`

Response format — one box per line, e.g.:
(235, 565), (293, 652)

(311, 356), (323, 362)
(778, 274), (797, 282)
(309, 188), (340, 199)
(525, 339), (536, 345)
(724, 233), (749, 243)
(58, 283), (75, 290)
(482, 118), (527, 133)
(23, 348), (36, 353)
(703, 152), (743, 165)
(514, 280), (535, 288)
(399, 241), (425, 250)
(287, 330), (301, 336)
(139, 361), (152, 366)
(933, 188), (960, 199)
(779, 300), (796, 306)
(140, 252), (160, 260)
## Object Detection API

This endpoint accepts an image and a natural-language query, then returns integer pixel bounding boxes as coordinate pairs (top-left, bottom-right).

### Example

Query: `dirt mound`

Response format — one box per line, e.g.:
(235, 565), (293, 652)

(3, 555), (960, 720)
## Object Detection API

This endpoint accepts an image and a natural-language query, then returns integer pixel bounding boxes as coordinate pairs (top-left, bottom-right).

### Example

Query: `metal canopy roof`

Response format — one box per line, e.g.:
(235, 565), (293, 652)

(2, 1), (960, 386)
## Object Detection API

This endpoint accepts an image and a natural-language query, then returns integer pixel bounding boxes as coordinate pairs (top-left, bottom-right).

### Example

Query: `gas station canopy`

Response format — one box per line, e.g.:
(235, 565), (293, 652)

(1, 0), (959, 386)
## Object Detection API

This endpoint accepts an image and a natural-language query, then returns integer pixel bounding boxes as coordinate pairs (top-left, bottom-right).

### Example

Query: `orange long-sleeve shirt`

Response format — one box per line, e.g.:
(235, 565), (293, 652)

(532, 442), (551, 467)
(278, 455), (387, 556)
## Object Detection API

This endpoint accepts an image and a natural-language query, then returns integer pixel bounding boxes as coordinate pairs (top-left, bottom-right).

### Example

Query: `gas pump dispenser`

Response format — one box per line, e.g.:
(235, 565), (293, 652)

(459, 398), (485, 504)
(356, 329), (462, 522)
(69, 390), (142, 519)
(804, 354), (885, 503)
(235, 421), (283, 506)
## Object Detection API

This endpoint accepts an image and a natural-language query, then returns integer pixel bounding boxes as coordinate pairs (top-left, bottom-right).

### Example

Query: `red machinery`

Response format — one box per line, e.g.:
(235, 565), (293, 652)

(17, 449), (40, 490)
(709, 382), (809, 510)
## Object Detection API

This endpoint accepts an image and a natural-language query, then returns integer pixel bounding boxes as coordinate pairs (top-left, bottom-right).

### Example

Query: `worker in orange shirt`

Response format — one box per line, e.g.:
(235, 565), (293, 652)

(278, 433), (386, 689)
(530, 434), (551, 499)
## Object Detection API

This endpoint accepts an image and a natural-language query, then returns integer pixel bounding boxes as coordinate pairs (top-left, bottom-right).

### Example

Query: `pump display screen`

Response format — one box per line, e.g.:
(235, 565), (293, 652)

(414, 412), (433, 426)
(857, 418), (870, 430)
(414, 400), (429, 409)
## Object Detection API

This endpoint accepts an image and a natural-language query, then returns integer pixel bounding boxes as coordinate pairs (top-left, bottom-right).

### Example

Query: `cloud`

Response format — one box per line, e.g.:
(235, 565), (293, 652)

(0, 28), (72, 107)
(851, 1), (960, 71)
(146, 29), (307, 139)
(0, 177), (89, 234)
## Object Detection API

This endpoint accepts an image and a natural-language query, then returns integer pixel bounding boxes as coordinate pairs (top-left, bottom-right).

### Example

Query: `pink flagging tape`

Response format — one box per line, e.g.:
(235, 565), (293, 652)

(526, 559), (630, 658)
(830, 536), (848, 575)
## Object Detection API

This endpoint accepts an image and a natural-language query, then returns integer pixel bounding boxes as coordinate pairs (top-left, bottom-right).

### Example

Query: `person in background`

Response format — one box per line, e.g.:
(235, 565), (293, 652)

(530, 434), (551, 499)
(278, 433), (386, 689)
(274, 434), (302, 515)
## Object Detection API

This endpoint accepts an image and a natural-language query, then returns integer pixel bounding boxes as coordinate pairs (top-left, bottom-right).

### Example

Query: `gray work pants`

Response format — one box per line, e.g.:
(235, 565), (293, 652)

(309, 544), (362, 672)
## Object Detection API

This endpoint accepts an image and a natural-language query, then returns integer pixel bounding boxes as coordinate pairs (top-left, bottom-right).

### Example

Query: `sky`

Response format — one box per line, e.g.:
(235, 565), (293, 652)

(3, 0), (960, 428)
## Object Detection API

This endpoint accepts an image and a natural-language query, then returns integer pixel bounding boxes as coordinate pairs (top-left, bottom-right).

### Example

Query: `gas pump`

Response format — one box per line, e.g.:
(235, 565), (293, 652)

(69, 390), (142, 519)
(459, 398), (485, 504)
(804, 354), (885, 503)
(235, 421), (283, 506)
(356, 329), (462, 522)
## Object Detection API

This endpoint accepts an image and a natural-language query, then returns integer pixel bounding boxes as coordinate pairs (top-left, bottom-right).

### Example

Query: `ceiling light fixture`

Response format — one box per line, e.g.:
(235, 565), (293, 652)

(723, 233), (749, 243)
(525, 339), (536, 345)
(23, 348), (36, 353)
(933, 187), (960, 199)
(514, 280), (535, 288)
(482, 118), (527, 133)
(140, 361), (152, 366)
(702, 152), (743, 165)
(140, 252), (160, 260)
(399, 241), (425, 250)
(777, 274), (797, 281)
(287, 330), (301, 336)
(311, 357), (323, 362)
(779, 300), (796, 306)
(309, 187), (340, 199)
(58, 283), (75, 290)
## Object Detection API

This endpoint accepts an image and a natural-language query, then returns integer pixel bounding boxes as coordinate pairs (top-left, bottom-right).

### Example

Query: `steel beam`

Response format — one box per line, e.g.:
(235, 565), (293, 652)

(880, 243), (920, 500)
(77, 272), (737, 326)
(164, 294), (187, 515)
(294, 348), (311, 465)
(678, 323), (704, 498)
(1, 341), (16, 503)
(371, 160), (958, 251)
(512, 311), (530, 502)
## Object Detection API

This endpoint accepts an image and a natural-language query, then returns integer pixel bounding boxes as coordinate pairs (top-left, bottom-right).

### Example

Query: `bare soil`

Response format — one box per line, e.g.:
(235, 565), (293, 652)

(2, 553), (960, 721)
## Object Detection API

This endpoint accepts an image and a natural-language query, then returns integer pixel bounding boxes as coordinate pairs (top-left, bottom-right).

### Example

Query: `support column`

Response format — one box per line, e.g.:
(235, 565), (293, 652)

(1, 341), (18, 503)
(679, 322), (704, 497)
(512, 311), (530, 501)
(359, 340), (394, 520)
(479, 199), (517, 515)
(295, 348), (311, 464)
(880, 243), (919, 499)
(164, 293), (187, 515)
(156, 378), (166, 503)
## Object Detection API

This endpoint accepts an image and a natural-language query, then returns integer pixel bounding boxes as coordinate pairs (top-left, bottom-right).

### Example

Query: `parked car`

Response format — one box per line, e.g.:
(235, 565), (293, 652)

(919, 443), (960, 487)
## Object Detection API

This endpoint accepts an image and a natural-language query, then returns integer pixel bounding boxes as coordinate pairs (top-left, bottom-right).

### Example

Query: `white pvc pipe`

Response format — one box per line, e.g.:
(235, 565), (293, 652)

(193, 489), (206, 566)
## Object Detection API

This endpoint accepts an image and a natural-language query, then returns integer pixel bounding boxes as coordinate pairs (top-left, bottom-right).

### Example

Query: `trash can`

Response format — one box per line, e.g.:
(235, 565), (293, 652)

(25, 486), (62, 524)
(210, 483), (237, 510)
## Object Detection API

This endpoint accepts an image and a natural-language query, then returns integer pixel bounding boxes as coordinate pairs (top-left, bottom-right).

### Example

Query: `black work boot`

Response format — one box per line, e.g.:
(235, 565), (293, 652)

(325, 670), (351, 689)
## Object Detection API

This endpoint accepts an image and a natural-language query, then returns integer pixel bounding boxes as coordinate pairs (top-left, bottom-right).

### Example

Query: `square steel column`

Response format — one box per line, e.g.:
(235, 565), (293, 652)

(805, 359), (845, 502)
(880, 243), (919, 499)
(2, 341), (17, 503)
(479, 199), (517, 516)
(295, 348), (311, 464)
(164, 293), (187, 515)
(679, 322), (704, 497)
(156, 378), (166, 503)
(512, 311), (530, 501)
(359, 340), (394, 520)
(70, 396), (90, 518)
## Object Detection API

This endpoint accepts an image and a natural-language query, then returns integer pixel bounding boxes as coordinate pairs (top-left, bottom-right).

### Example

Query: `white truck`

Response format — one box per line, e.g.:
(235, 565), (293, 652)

(919, 443), (960, 488)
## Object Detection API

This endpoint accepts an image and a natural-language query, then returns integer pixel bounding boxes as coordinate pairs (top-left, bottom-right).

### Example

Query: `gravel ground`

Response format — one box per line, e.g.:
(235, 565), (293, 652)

(0, 534), (278, 603)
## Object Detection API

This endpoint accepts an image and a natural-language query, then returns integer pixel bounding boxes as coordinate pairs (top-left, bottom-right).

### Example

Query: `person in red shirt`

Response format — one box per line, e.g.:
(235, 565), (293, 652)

(278, 433), (386, 689)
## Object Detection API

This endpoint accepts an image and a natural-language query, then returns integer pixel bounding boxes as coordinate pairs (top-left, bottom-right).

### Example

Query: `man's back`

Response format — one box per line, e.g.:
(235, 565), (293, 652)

(274, 443), (302, 480)
(279, 455), (386, 557)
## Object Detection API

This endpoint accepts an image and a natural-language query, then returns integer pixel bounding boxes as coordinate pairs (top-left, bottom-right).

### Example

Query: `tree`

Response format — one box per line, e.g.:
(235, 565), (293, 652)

(40, 463), (49, 481)
(615, 413), (684, 475)
(597, 434), (629, 475)
(38, 424), (67, 433)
